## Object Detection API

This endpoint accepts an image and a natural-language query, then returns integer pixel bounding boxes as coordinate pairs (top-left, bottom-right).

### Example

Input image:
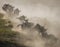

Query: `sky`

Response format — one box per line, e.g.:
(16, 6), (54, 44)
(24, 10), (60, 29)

(0, 0), (60, 19)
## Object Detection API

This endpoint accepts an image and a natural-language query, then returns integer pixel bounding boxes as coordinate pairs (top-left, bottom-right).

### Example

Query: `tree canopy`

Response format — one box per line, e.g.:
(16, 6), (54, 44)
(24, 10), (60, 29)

(0, 13), (26, 47)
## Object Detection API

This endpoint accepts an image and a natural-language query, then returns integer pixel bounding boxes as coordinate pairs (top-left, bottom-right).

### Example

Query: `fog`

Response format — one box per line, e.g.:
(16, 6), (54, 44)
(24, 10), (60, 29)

(0, 0), (60, 18)
(0, 0), (60, 47)
(0, 0), (59, 37)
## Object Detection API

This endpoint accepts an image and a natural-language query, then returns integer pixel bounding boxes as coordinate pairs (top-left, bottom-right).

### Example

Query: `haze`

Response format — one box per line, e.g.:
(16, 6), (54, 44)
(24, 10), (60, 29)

(0, 0), (60, 37)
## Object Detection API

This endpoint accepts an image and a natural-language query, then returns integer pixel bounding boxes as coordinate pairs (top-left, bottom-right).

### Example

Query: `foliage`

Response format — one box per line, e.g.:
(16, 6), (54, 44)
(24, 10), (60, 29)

(0, 13), (22, 47)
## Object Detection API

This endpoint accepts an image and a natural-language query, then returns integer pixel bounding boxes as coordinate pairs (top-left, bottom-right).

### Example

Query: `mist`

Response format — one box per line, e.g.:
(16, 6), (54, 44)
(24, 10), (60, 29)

(0, 0), (60, 47)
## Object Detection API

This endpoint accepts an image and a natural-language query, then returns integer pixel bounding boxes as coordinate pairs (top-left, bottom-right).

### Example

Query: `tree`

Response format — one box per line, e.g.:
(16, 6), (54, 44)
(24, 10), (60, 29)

(34, 24), (47, 36)
(14, 8), (20, 15)
(18, 15), (26, 21)
(2, 4), (14, 13)
(0, 13), (26, 47)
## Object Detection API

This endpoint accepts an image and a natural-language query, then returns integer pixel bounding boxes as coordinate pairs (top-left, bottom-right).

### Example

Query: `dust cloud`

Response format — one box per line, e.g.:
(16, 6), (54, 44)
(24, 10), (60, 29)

(1, 4), (60, 47)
